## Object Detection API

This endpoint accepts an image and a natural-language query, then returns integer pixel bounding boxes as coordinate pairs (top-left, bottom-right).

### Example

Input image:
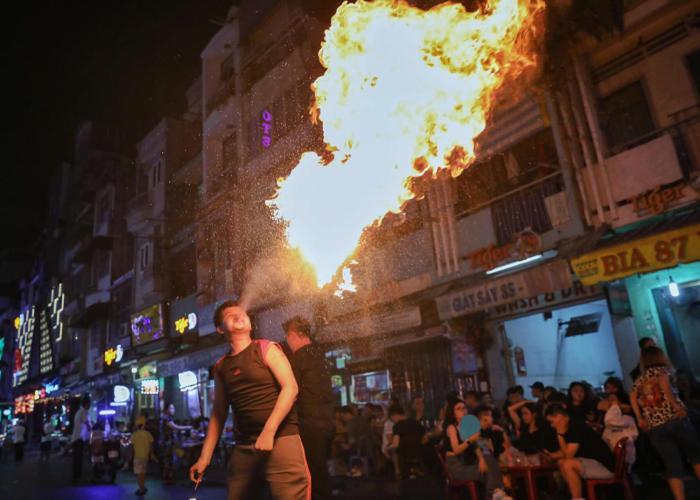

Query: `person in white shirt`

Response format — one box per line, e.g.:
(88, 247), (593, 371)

(13, 419), (26, 462)
(41, 416), (55, 462)
(72, 397), (91, 482)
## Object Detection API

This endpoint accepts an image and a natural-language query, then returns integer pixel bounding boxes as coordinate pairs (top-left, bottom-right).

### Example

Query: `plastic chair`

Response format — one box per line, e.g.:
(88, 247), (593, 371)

(586, 437), (634, 500)
(434, 445), (479, 500)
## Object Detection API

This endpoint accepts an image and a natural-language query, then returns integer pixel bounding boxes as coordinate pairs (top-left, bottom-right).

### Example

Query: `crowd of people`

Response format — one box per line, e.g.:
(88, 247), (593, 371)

(324, 337), (700, 500)
(4, 300), (700, 500)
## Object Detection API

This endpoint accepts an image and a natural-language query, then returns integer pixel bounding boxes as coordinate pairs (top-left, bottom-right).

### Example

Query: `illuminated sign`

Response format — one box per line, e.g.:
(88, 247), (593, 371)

(464, 229), (542, 271)
(138, 361), (157, 379)
(14, 394), (35, 414)
(130, 304), (164, 346)
(140, 379), (159, 395)
(39, 307), (54, 374)
(174, 313), (198, 335)
(261, 110), (272, 148)
(49, 283), (65, 342)
(14, 317), (20, 330)
(34, 388), (47, 401)
(571, 223), (700, 286)
(104, 345), (124, 367)
(113, 385), (130, 403)
(178, 371), (198, 391)
(13, 307), (35, 387)
(45, 382), (60, 394)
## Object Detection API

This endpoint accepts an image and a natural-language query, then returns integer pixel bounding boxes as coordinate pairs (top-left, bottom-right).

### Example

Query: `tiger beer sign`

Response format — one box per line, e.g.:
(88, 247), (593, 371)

(571, 224), (700, 285)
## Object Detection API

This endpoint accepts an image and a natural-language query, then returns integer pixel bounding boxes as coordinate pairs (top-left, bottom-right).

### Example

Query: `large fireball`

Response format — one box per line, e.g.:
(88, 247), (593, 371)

(268, 0), (546, 286)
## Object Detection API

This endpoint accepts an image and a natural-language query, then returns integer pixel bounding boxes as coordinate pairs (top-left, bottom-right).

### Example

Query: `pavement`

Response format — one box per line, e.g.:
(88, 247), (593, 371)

(1, 448), (698, 500)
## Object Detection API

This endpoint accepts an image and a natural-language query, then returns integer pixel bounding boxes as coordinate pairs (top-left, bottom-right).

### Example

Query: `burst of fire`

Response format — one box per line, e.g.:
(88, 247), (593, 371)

(268, 0), (546, 287)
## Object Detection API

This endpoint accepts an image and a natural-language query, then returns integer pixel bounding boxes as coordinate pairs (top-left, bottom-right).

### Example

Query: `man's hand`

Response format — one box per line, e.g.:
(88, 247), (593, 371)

(255, 429), (275, 451)
(189, 457), (209, 485)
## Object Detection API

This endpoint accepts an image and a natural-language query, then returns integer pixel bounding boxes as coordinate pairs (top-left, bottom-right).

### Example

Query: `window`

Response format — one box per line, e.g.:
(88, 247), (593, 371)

(599, 81), (656, 152)
(686, 49), (700, 97)
(139, 244), (150, 273)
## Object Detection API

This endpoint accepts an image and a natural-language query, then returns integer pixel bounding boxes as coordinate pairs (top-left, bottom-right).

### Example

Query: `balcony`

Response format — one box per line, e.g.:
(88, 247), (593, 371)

(172, 151), (202, 186)
(126, 191), (154, 232)
(71, 233), (113, 264)
(206, 76), (236, 117)
(579, 129), (697, 227)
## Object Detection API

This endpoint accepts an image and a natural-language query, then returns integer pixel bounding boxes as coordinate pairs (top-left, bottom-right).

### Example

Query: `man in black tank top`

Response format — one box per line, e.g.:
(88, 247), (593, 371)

(190, 301), (310, 499)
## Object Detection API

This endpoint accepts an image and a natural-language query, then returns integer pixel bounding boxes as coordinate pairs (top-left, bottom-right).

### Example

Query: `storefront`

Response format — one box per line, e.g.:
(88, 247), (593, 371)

(436, 258), (575, 399)
(571, 214), (700, 382)
(156, 342), (230, 421)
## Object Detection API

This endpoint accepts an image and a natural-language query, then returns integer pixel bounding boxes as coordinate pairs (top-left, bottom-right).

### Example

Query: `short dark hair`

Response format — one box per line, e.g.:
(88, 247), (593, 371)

(464, 390), (479, 400)
(544, 403), (568, 417)
(389, 405), (405, 417)
(214, 300), (241, 328)
(81, 396), (91, 407)
(282, 315), (312, 338)
(475, 405), (492, 418)
(507, 385), (524, 395)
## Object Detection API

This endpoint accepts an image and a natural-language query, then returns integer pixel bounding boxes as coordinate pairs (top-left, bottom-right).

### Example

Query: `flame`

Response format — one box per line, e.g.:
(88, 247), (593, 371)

(268, 0), (545, 286)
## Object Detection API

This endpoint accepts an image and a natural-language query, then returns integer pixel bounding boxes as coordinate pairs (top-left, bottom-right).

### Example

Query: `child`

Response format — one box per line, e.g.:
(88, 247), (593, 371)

(475, 406), (512, 499)
(131, 415), (156, 496)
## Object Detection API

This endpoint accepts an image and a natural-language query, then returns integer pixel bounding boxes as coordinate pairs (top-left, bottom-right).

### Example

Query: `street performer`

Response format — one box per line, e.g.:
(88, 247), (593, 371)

(190, 301), (310, 499)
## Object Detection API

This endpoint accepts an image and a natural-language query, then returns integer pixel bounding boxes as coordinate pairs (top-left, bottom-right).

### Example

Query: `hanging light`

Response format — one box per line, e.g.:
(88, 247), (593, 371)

(668, 277), (680, 298)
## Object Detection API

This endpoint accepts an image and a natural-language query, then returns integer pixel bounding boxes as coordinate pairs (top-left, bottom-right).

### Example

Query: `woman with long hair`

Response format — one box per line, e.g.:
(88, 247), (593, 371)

(566, 381), (599, 430)
(442, 399), (511, 499)
(631, 346), (700, 500)
(508, 401), (556, 454)
(597, 376), (633, 414)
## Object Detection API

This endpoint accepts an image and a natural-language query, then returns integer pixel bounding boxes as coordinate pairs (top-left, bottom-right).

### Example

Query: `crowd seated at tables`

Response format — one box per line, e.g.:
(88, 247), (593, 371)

(329, 340), (700, 500)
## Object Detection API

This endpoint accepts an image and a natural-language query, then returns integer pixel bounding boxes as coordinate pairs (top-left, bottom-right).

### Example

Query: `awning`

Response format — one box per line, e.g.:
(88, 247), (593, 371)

(570, 208), (700, 285)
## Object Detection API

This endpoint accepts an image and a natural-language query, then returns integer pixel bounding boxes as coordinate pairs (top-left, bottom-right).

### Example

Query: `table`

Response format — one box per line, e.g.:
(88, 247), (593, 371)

(502, 462), (558, 500)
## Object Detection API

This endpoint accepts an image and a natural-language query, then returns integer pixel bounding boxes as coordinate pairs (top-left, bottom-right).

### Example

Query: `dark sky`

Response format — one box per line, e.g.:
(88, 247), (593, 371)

(5, 0), (233, 252)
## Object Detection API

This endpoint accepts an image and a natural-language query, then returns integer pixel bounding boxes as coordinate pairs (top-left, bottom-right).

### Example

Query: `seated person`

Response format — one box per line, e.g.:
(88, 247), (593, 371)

(508, 401), (556, 455)
(442, 400), (512, 500)
(545, 404), (614, 500)
(601, 394), (638, 467)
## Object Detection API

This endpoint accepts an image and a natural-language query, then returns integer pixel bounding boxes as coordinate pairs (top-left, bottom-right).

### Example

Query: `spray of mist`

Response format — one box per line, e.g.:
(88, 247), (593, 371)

(238, 247), (319, 312)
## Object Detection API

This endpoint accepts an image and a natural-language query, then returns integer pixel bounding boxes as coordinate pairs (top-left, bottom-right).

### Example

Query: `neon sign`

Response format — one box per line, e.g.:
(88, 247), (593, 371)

(261, 110), (272, 149)
(140, 379), (159, 395)
(39, 308), (54, 374)
(174, 312), (198, 335)
(178, 371), (198, 391)
(113, 385), (130, 403)
(49, 283), (65, 342)
(13, 307), (35, 387)
(104, 345), (124, 366)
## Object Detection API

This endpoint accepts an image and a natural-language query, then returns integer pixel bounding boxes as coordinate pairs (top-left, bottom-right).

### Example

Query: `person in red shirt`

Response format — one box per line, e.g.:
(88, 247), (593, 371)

(190, 301), (310, 499)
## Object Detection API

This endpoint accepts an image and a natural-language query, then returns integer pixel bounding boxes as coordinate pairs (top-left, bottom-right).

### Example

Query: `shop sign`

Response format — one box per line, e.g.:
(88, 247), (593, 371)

(464, 229), (542, 271)
(261, 110), (272, 148)
(104, 345), (124, 367)
(130, 303), (165, 346)
(317, 306), (422, 342)
(113, 385), (130, 404)
(171, 295), (199, 336)
(178, 371), (198, 391)
(630, 183), (694, 216)
(14, 394), (34, 414)
(38, 307), (54, 375)
(137, 361), (157, 379)
(49, 283), (65, 342)
(45, 381), (60, 394)
(13, 306), (36, 387)
(571, 223), (700, 286)
(436, 260), (572, 320)
(489, 281), (601, 319)
(140, 379), (159, 395)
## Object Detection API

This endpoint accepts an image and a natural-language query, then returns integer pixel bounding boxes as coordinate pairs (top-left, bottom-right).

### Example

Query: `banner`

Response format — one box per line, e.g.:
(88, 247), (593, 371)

(570, 223), (700, 286)
(436, 259), (572, 320)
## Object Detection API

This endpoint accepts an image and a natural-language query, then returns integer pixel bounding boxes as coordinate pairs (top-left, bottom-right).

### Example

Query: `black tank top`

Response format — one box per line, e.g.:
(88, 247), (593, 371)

(214, 340), (298, 444)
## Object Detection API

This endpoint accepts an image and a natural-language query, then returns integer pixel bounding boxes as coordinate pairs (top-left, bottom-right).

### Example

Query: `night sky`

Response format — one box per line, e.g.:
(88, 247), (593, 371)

(5, 0), (234, 252)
